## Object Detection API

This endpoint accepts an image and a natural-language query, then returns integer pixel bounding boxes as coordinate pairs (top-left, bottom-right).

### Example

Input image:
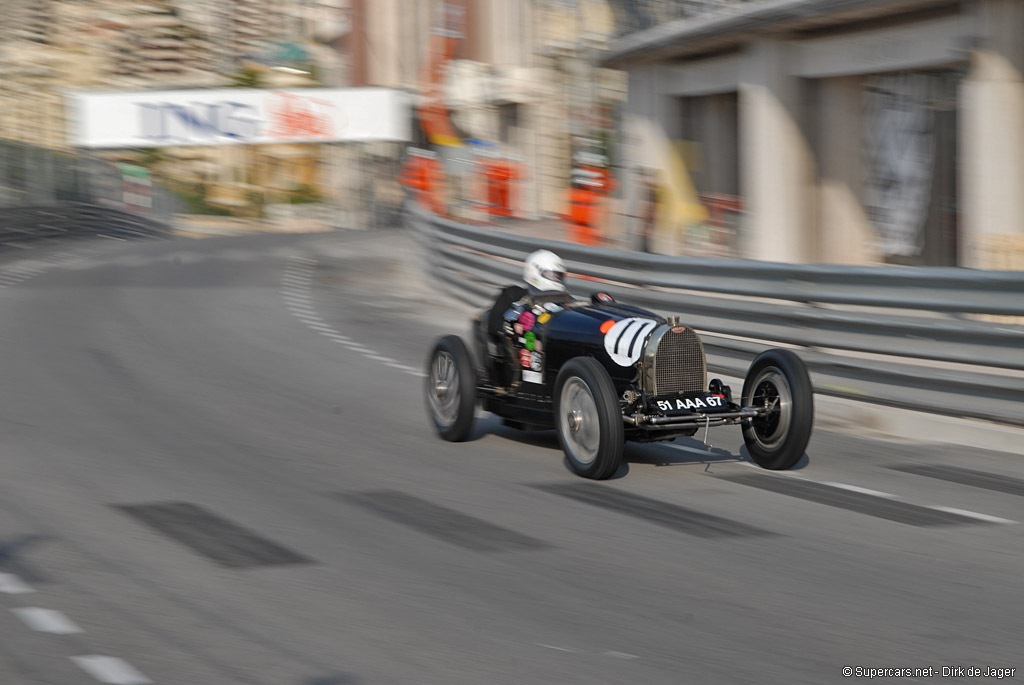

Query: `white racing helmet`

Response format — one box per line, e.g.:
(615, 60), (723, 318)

(523, 249), (566, 293)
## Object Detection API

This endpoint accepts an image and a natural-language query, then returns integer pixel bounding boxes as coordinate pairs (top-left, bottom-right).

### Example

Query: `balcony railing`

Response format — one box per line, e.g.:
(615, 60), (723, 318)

(609, 0), (765, 37)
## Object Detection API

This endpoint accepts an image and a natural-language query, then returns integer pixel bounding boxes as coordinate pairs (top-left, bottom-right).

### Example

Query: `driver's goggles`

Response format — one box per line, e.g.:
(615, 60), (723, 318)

(542, 269), (565, 284)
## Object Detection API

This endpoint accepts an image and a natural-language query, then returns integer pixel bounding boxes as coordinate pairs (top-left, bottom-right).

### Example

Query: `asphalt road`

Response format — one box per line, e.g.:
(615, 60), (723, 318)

(0, 230), (1021, 685)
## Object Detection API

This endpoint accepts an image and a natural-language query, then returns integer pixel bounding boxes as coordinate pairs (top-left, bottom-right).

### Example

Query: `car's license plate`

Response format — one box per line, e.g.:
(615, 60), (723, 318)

(652, 393), (729, 415)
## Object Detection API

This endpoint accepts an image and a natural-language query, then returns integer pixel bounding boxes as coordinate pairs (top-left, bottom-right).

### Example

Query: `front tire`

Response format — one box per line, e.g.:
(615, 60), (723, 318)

(741, 349), (814, 470)
(425, 335), (476, 442)
(554, 357), (624, 480)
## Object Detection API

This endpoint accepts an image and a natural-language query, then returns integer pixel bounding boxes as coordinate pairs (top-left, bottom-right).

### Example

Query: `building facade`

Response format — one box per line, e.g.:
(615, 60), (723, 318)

(606, 0), (1024, 268)
(349, 0), (627, 219)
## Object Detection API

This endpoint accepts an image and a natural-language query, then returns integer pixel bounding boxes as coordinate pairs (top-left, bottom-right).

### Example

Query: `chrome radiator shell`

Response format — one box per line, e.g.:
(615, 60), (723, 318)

(641, 324), (707, 396)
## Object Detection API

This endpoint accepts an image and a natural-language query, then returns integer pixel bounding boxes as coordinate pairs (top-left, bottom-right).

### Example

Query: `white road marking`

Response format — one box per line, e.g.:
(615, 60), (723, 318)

(281, 259), (423, 378)
(928, 506), (1017, 524)
(603, 651), (640, 659)
(12, 607), (83, 634)
(730, 472), (1016, 523)
(1, 250), (94, 290)
(71, 656), (153, 685)
(821, 482), (898, 499)
(537, 643), (576, 653)
(0, 573), (34, 594)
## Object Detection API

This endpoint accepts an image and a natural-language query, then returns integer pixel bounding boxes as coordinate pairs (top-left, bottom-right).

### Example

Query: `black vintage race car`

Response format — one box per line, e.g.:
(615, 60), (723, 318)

(425, 286), (813, 480)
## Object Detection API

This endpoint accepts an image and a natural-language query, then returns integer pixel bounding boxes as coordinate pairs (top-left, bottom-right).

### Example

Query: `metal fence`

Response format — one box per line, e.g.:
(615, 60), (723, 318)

(0, 139), (177, 249)
(407, 201), (1024, 425)
(0, 139), (179, 223)
(610, 0), (760, 37)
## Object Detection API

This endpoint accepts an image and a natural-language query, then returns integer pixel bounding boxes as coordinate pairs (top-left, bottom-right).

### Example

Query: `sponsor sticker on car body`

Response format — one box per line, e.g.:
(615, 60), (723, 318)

(518, 311), (536, 331)
(522, 370), (542, 384)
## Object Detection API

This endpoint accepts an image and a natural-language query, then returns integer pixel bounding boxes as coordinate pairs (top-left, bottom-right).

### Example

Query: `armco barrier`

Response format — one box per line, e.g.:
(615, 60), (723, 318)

(406, 202), (1024, 425)
(0, 203), (170, 251)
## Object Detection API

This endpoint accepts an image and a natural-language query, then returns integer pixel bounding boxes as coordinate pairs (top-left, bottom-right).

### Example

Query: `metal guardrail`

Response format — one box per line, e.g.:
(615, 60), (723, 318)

(407, 201), (1024, 425)
(0, 203), (171, 252)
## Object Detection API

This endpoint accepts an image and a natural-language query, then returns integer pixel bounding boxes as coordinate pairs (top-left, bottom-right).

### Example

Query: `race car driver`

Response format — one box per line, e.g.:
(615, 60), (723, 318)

(491, 249), (568, 324)
(480, 250), (572, 387)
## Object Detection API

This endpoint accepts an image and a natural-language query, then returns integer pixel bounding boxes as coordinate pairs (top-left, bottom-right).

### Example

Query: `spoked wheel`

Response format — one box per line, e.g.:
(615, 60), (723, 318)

(425, 335), (476, 442)
(741, 349), (813, 470)
(554, 357), (623, 480)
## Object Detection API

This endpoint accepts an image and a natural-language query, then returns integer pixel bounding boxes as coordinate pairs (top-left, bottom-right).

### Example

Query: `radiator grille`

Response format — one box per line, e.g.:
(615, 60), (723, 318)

(652, 326), (706, 395)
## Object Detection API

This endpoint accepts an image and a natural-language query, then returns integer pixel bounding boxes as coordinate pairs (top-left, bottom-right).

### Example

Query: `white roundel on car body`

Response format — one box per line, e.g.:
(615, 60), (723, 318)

(603, 317), (658, 366)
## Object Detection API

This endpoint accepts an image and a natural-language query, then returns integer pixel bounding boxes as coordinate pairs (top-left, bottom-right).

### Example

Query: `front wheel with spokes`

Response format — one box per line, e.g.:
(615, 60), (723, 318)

(425, 335), (476, 442)
(554, 357), (624, 480)
(741, 349), (814, 470)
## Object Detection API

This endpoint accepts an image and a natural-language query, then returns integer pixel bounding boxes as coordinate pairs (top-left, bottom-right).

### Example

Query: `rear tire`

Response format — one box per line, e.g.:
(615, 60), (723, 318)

(554, 357), (624, 480)
(741, 349), (814, 470)
(425, 335), (477, 442)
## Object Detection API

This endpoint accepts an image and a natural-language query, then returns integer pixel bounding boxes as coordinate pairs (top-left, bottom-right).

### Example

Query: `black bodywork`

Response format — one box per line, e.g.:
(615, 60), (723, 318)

(471, 287), (749, 442)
